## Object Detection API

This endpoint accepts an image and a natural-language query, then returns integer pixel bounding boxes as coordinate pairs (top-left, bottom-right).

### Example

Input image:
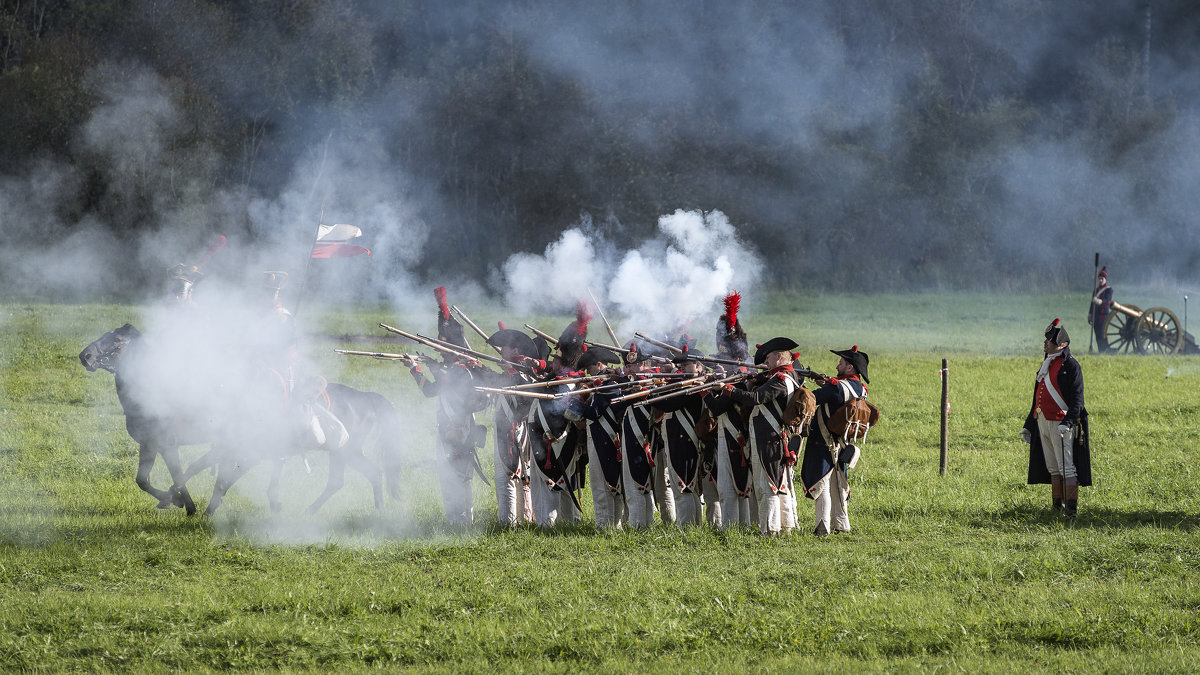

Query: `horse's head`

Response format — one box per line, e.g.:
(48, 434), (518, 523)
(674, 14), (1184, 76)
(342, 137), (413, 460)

(79, 324), (141, 373)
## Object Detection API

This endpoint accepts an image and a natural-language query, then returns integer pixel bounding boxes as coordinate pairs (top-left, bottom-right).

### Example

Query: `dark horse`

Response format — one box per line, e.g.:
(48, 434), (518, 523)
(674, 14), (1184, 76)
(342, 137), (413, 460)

(80, 324), (402, 516)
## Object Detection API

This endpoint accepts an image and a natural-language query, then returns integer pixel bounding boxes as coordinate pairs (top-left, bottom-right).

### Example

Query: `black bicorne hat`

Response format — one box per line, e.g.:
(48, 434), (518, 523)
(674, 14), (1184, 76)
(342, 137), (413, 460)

(434, 286), (469, 350)
(1044, 317), (1069, 345)
(487, 329), (539, 359)
(577, 346), (622, 370)
(754, 336), (799, 366)
(830, 345), (869, 384)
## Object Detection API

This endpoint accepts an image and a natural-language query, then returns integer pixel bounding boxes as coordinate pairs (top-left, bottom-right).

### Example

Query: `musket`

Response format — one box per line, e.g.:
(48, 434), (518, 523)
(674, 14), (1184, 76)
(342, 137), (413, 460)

(334, 349), (428, 365)
(610, 375), (707, 404)
(451, 305), (498, 354)
(474, 385), (558, 400)
(584, 339), (631, 354)
(693, 354), (767, 370)
(509, 374), (615, 390)
(380, 323), (531, 373)
(553, 377), (670, 398)
(638, 371), (754, 406)
(633, 332), (683, 355)
(524, 324), (558, 346)
(587, 287), (622, 348)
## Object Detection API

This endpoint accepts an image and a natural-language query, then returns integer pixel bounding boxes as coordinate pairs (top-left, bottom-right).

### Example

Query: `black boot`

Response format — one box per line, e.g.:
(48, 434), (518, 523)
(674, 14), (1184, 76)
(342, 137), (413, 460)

(1064, 480), (1079, 518)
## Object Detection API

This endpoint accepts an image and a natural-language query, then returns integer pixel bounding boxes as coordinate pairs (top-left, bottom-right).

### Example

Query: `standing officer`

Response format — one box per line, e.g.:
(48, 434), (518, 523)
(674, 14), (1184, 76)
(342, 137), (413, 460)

(1021, 318), (1092, 518)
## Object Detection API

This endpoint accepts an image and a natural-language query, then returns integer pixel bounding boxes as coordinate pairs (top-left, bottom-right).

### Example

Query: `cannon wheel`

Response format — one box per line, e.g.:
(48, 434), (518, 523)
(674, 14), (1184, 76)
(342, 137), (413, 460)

(1104, 304), (1141, 353)
(1134, 307), (1184, 355)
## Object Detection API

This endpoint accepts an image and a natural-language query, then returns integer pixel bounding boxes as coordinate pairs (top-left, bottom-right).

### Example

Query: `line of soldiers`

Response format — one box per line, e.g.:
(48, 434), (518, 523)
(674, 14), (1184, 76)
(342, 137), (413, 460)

(400, 288), (873, 537)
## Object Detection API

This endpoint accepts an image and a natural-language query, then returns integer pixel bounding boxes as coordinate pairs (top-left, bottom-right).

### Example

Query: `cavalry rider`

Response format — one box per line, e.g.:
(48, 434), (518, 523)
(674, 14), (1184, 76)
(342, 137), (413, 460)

(647, 348), (712, 527)
(1088, 266), (1114, 353)
(410, 287), (490, 525)
(719, 337), (804, 537)
(800, 346), (870, 537)
(1021, 318), (1092, 518)
(484, 327), (543, 526)
(569, 346), (628, 529)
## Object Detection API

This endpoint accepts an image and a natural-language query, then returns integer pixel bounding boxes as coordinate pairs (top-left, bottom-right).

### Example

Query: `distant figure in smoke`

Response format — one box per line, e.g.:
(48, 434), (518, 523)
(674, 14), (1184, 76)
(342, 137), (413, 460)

(1021, 319), (1092, 518)
(410, 286), (490, 525)
(1088, 266), (1114, 353)
(800, 346), (869, 537)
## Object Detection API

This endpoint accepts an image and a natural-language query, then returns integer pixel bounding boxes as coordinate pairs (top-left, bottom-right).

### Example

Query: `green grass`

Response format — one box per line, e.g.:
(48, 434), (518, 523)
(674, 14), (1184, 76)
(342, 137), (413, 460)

(2, 293), (1200, 672)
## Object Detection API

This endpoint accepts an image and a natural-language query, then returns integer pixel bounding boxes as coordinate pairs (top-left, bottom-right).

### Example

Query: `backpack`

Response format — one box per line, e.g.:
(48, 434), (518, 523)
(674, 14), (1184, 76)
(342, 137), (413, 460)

(826, 397), (879, 443)
(782, 386), (817, 435)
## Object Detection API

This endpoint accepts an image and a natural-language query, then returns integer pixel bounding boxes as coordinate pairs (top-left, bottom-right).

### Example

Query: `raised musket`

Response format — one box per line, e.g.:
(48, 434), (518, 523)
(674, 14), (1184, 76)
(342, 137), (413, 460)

(450, 305), (497, 352)
(524, 324), (559, 346)
(633, 332), (683, 354)
(638, 371), (753, 406)
(380, 323), (532, 373)
(587, 286), (623, 348)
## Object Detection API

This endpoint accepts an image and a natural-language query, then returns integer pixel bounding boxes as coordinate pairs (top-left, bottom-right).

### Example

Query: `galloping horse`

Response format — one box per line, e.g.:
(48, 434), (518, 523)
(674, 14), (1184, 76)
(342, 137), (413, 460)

(80, 323), (403, 516)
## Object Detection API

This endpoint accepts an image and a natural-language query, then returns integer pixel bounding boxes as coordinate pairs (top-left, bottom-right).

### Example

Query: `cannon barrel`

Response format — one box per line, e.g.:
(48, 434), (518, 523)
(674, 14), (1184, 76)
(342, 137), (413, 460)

(1103, 301), (1195, 355)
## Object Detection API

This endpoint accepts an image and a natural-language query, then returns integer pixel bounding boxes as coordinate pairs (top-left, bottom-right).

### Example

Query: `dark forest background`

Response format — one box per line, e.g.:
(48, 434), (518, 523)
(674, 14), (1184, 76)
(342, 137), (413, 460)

(3, 0), (1199, 297)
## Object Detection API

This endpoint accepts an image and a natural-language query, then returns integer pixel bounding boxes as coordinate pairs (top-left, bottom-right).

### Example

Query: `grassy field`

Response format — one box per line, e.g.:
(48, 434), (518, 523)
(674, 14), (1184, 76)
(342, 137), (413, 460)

(2, 292), (1199, 672)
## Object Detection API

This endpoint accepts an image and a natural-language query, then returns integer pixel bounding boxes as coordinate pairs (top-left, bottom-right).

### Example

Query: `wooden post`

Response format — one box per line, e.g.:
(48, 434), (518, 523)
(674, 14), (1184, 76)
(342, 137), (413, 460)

(940, 358), (949, 476)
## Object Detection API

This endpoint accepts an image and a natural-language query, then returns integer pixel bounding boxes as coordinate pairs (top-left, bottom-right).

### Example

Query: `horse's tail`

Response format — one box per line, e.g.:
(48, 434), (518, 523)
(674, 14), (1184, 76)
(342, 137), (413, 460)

(369, 393), (405, 501)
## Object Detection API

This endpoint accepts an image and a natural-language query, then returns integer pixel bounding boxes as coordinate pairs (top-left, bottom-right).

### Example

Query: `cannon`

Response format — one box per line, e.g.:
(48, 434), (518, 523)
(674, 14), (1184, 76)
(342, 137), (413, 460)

(1102, 301), (1200, 355)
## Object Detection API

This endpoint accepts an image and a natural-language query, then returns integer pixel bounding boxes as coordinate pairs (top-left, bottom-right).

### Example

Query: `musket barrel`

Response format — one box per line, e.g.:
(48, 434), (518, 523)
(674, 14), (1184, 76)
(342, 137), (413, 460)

(525, 324), (559, 345)
(634, 332), (683, 354)
(474, 385), (557, 400)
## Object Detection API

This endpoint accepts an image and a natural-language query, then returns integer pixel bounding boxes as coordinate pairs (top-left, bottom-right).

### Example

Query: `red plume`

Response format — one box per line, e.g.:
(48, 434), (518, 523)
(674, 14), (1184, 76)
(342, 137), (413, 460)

(852, 345), (858, 352)
(574, 300), (591, 336)
(434, 286), (450, 320)
(1052, 318), (1060, 326)
(723, 291), (741, 327)
(497, 321), (507, 330)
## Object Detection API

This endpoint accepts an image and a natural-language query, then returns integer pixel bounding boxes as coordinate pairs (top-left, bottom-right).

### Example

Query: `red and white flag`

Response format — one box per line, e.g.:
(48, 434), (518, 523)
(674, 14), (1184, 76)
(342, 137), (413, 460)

(311, 223), (370, 258)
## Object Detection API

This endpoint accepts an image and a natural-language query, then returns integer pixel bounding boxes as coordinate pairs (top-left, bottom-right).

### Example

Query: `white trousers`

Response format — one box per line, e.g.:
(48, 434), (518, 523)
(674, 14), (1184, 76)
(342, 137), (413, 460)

(529, 458), (579, 527)
(1036, 412), (1077, 480)
(666, 457), (702, 527)
(494, 445), (531, 527)
(702, 471), (721, 527)
(715, 434), (751, 528)
(653, 446), (676, 525)
(587, 438), (625, 529)
(748, 432), (795, 535)
(622, 448), (655, 529)
(812, 467), (849, 533)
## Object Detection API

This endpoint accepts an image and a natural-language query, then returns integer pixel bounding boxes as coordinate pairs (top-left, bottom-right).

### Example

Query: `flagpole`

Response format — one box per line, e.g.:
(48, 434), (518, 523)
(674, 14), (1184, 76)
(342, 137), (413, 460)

(292, 202), (326, 319)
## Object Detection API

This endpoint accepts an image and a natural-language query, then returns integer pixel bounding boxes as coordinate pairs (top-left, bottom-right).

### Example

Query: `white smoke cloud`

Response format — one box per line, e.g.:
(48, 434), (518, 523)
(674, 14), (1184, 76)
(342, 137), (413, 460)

(502, 208), (761, 347)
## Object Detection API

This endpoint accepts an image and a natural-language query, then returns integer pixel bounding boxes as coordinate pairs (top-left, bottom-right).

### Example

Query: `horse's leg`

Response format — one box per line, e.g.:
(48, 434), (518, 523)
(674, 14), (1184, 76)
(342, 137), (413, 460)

(179, 448), (219, 485)
(266, 459), (284, 513)
(343, 448), (385, 511)
(160, 445), (197, 516)
(304, 453), (346, 515)
(203, 460), (254, 517)
(134, 443), (174, 506)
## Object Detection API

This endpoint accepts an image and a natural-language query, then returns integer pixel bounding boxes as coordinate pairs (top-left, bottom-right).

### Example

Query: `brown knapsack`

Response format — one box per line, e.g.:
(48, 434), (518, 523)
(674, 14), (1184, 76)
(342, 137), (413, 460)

(782, 386), (817, 433)
(826, 397), (879, 442)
